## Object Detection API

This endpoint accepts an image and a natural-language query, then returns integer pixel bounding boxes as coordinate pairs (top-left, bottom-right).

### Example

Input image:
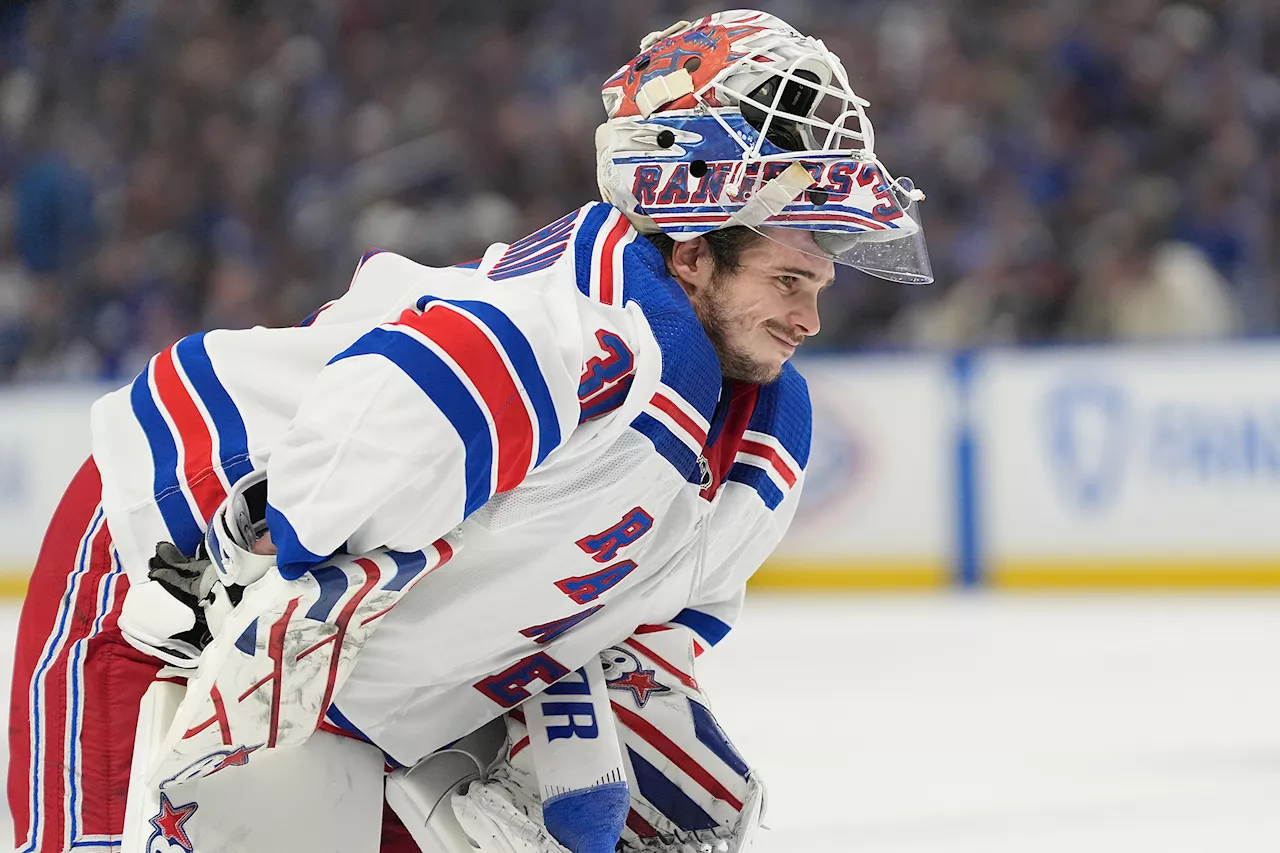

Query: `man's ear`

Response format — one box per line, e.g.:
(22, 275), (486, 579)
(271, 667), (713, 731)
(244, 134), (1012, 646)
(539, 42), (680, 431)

(668, 236), (715, 293)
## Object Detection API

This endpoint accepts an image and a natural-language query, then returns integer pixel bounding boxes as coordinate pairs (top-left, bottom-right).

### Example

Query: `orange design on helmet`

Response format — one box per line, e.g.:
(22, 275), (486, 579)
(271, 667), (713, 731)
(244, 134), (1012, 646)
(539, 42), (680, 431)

(602, 21), (766, 119)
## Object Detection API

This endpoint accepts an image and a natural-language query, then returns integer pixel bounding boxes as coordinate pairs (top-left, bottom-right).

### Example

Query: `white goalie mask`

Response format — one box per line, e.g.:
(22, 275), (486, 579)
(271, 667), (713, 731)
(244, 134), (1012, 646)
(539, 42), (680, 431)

(596, 9), (933, 284)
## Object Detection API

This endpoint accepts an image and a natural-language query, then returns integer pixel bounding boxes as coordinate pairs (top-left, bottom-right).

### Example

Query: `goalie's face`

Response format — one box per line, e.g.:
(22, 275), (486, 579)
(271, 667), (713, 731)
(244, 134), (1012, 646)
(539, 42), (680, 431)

(673, 228), (832, 384)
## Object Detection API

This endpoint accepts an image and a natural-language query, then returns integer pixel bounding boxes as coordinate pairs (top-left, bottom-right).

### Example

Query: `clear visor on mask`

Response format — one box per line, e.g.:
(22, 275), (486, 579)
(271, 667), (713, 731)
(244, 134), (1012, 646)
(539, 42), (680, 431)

(807, 183), (933, 285)
(711, 161), (934, 285)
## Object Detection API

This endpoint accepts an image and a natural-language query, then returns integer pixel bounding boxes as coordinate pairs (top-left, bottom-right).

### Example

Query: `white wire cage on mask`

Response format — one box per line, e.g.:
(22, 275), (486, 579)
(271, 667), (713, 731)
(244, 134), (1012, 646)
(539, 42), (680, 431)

(597, 10), (933, 284)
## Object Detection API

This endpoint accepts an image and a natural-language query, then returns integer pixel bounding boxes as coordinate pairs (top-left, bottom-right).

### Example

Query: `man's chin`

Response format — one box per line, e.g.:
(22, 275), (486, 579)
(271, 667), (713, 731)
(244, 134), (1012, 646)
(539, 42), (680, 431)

(721, 354), (785, 385)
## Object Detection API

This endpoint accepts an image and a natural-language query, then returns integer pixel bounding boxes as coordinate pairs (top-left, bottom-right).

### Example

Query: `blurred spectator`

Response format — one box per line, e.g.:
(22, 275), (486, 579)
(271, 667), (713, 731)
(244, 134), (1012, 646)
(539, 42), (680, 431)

(0, 0), (1278, 381)
(1063, 212), (1241, 341)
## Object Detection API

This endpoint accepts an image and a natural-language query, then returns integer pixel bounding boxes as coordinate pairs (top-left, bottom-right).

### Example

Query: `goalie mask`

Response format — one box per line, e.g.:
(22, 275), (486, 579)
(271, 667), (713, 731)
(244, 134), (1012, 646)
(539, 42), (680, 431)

(596, 9), (933, 284)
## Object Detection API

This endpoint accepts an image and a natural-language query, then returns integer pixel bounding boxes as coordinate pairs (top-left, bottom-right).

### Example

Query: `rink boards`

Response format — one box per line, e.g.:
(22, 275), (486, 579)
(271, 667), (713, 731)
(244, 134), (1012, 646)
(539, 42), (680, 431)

(4, 342), (1280, 592)
(761, 343), (1280, 589)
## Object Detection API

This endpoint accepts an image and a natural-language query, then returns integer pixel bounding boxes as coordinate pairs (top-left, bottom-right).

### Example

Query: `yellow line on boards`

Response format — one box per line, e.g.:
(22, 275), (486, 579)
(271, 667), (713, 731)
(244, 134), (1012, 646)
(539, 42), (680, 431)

(5, 559), (1279, 599)
(749, 560), (948, 590)
(0, 571), (30, 599)
(991, 558), (1280, 589)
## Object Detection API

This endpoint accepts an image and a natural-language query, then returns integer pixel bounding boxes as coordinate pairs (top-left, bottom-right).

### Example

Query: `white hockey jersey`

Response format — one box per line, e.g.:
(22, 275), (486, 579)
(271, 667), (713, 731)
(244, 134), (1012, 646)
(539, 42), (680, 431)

(91, 202), (811, 769)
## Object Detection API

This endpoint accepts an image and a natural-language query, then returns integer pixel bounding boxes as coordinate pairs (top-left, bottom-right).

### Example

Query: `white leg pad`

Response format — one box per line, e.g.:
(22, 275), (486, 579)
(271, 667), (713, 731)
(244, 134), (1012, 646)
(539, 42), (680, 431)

(131, 726), (385, 852)
(123, 680), (187, 853)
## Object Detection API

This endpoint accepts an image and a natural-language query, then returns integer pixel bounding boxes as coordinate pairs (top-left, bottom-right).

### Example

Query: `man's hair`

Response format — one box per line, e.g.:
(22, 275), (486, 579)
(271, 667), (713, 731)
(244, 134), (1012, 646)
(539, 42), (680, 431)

(645, 227), (765, 279)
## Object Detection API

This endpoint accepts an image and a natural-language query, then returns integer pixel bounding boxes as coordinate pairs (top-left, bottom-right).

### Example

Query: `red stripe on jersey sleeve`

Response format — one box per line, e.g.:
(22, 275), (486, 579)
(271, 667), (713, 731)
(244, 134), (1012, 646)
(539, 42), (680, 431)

(739, 439), (798, 487)
(398, 305), (535, 493)
(153, 345), (226, 520)
(650, 393), (708, 445)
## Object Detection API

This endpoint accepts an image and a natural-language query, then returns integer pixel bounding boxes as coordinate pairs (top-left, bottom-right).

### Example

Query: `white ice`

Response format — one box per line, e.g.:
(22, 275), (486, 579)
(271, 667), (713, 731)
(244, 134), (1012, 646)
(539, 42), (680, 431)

(2, 593), (1278, 852)
(700, 593), (1280, 853)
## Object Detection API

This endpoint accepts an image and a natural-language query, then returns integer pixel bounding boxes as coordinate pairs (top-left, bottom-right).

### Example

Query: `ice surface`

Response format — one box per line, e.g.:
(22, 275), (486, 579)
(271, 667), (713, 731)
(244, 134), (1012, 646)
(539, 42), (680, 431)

(696, 593), (1280, 853)
(2, 592), (1278, 851)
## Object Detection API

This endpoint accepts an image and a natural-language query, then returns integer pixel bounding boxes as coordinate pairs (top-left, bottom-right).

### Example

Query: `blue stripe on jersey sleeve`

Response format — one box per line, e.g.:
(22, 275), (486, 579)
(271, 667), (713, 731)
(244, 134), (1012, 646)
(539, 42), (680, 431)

(572, 203), (614, 297)
(631, 412), (701, 483)
(129, 363), (203, 554)
(175, 334), (255, 484)
(332, 327), (494, 515)
(725, 461), (784, 510)
(265, 501), (331, 580)
(446, 299), (562, 465)
(747, 362), (812, 469)
(670, 608), (732, 646)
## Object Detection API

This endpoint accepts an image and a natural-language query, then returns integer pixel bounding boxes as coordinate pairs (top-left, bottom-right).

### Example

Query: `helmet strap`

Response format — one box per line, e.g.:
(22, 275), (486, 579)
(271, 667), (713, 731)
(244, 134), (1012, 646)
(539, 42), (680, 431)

(635, 68), (695, 118)
(729, 161), (814, 228)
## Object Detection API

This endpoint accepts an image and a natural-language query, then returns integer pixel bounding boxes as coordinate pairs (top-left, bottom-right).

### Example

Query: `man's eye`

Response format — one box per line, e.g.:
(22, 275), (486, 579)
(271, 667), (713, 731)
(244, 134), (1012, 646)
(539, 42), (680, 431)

(777, 276), (797, 291)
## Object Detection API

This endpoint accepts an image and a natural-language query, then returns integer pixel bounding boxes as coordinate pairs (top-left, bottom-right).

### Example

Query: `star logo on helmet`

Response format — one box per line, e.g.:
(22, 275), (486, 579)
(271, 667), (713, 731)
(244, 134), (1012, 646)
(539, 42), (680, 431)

(149, 793), (198, 851)
(610, 667), (670, 708)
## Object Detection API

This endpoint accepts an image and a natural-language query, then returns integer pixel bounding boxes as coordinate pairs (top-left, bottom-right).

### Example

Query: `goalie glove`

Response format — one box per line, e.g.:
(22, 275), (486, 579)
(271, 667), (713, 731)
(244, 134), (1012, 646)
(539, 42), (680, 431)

(453, 780), (573, 853)
(454, 628), (768, 853)
(118, 541), (230, 667)
(118, 470), (272, 667)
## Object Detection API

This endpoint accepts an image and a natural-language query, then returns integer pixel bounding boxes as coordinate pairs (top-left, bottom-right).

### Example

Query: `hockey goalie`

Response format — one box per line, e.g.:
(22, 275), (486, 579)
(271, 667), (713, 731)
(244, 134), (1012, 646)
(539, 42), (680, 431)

(10, 8), (930, 853)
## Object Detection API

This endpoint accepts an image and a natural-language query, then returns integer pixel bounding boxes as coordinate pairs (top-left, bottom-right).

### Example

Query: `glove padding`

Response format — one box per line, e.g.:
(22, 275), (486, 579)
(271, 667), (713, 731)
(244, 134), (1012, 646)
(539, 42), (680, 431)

(118, 542), (241, 668)
(453, 780), (573, 853)
(454, 628), (767, 853)
(118, 471), (272, 668)
(148, 542), (216, 611)
(460, 766), (762, 853)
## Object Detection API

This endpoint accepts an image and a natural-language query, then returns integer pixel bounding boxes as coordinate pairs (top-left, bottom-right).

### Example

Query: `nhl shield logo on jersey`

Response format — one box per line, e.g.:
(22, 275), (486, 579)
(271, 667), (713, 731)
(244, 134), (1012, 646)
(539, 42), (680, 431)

(147, 793), (198, 852)
(601, 647), (670, 707)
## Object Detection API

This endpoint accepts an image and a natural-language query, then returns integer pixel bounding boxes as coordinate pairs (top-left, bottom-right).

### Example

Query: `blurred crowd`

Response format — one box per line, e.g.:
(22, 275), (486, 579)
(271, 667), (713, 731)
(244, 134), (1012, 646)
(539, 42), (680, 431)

(0, 0), (1277, 382)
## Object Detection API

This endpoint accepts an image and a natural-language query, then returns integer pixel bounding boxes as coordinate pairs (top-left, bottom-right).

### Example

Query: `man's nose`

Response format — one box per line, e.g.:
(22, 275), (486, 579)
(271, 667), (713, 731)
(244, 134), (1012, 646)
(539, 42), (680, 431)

(789, 294), (821, 337)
